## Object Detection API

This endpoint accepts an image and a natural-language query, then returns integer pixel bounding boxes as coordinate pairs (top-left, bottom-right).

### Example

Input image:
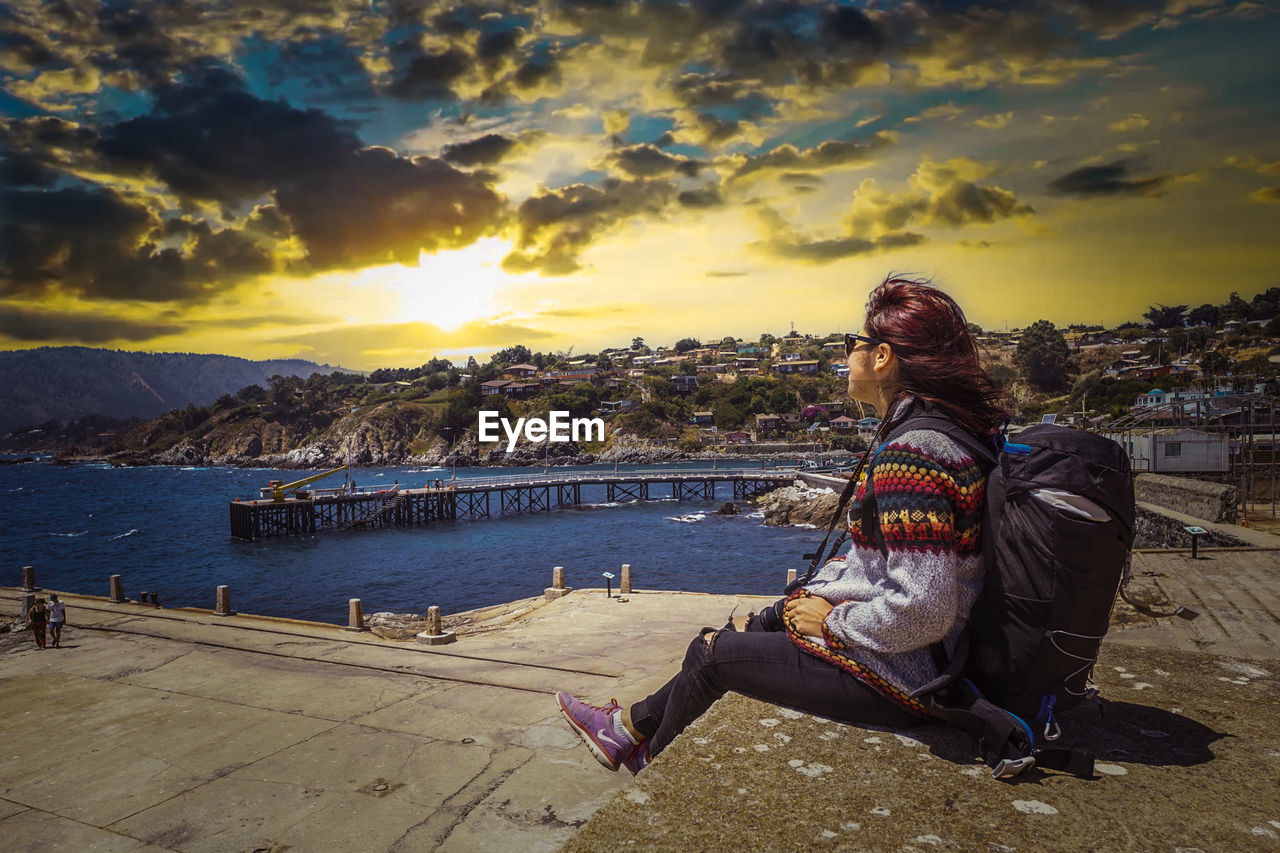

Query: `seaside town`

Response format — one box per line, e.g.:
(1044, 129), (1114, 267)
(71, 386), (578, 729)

(4, 292), (1279, 481)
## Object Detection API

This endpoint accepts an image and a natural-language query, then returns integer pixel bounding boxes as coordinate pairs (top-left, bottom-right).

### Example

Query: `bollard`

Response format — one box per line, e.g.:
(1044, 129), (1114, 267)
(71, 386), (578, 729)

(545, 565), (571, 600)
(620, 564), (632, 595)
(786, 568), (798, 586)
(416, 604), (456, 645)
(109, 574), (125, 603)
(139, 590), (150, 605)
(345, 598), (368, 632)
(147, 591), (160, 606)
(22, 565), (39, 592)
(213, 585), (235, 617)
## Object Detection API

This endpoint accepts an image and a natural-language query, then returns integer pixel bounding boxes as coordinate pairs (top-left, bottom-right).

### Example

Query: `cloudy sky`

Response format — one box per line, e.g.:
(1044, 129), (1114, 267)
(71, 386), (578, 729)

(1, 0), (1277, 370)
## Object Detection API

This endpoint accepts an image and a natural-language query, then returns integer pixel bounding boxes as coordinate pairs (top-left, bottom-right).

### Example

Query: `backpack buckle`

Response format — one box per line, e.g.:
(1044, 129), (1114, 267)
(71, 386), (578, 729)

(992, 756), (1036, 779)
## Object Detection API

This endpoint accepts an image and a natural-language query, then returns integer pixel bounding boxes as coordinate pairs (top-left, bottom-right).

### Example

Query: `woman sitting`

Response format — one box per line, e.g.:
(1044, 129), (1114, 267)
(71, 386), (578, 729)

(556, 276), (1005, 774)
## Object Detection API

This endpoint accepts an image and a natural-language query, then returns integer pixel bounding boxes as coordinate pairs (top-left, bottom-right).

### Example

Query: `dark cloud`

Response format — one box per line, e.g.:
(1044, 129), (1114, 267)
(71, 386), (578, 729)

(727, 133), (896, 183)
(0, 26), (60, 72)
(94, 3), (181, 83)
(608, 144), (700, 178)
(0, 305), (185, 343)
(0, 153), (61, 187)
(765, 231), (925, 263)
(441, 133), (519, 167)
(96, 75), (362, 204)
(503, 179), (678, 275)
(389, 44), (471, 100)
(928, 181), (1034, 225)
(1047, 159), (1170, 197)
(0, 185), (273, 302)
(477, 28), (523, 62)
(275, 147), (505, 269)
(678, 186), (722, 208)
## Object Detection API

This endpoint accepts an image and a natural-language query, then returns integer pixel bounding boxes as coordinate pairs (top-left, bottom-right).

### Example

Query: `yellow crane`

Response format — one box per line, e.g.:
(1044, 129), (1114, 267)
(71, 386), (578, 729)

(263, 465), (349, 502)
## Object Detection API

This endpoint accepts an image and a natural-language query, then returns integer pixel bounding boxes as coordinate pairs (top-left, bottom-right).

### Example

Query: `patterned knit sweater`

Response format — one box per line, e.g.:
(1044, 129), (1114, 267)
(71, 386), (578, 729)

(800, 399), (988, 698)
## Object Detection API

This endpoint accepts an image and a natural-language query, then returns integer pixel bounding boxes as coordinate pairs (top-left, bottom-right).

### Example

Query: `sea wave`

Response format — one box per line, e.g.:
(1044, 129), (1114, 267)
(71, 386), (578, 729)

(666, 512), (707, 524)
(50, 531), (88, 538)
(110, 528), (142, 540)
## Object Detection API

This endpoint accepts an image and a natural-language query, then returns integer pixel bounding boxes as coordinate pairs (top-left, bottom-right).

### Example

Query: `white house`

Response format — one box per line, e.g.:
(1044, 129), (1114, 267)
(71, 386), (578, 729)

(1104, 427), (1229, 473)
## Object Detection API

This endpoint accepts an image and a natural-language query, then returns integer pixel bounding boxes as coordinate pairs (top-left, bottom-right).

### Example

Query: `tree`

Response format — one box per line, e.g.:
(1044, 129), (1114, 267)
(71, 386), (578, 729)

(674, 337), (701, 353)
(1142, 303), (1187, 329)
(1186, 303), (1219, 327)
(1199, 349), (1232, 376)
(631, 337), (645, 350)
(1222, 291), (1250, 321)
(1015, 320), (1071, 391)
(491, 345), (532, 365)
(596, 353), (613, 370)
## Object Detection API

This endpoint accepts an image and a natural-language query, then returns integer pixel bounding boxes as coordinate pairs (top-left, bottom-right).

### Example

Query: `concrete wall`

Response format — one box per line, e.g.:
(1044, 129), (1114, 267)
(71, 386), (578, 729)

(1134, 505), (1247, 548)
(1135, 473), (1239, 523)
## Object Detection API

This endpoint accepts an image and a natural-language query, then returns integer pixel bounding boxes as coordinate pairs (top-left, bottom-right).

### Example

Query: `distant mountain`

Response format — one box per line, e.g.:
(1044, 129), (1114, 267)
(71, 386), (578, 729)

(0, 347), (357, 433)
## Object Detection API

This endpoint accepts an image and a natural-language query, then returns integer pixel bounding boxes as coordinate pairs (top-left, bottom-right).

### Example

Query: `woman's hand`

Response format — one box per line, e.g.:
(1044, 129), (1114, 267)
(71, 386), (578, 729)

(784, 595), (835, 636)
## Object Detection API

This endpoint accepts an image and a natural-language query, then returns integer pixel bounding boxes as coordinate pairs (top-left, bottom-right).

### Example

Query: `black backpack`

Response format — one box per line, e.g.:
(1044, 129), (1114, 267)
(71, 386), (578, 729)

(803, 406), (1152, 780)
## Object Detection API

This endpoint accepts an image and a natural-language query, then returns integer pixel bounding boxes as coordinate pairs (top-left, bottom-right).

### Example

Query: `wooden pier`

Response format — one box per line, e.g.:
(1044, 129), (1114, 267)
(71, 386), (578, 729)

(229, 468), (798, 540)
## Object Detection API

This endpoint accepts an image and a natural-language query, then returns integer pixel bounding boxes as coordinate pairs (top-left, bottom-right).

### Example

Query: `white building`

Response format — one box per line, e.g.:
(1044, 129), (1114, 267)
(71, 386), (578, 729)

(1104, 427), (1229, 473)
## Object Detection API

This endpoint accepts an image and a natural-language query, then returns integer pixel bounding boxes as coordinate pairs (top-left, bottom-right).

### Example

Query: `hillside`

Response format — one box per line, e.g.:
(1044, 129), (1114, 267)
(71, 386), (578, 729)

(0, 347), (354, 433)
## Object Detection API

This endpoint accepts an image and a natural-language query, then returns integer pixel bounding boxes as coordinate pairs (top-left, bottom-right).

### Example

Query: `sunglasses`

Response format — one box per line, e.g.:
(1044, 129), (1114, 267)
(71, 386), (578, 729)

(844, 332), (884, 357)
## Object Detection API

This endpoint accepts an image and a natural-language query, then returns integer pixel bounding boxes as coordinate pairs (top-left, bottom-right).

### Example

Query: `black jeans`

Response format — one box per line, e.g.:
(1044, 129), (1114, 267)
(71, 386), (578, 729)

(629, 618), (922, 757)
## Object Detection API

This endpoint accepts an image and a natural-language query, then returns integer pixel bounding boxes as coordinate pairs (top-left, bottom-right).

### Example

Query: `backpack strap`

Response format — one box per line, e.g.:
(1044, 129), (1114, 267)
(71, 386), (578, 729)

(920, 680), (1096, 780)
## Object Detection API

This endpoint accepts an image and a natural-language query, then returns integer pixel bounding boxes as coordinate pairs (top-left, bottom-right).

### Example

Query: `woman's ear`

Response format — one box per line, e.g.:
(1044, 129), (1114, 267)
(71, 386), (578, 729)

(873, 342), (896, 375)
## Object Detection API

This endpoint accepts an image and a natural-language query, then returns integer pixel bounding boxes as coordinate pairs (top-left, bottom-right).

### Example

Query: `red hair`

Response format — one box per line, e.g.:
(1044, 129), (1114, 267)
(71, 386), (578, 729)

(863, 276), (1005, 439)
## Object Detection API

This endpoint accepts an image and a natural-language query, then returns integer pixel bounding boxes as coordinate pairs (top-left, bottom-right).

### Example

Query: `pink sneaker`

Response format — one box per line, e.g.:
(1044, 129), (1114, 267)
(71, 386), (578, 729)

(556, 692), (633, 771)
(622, 740), (650, 776)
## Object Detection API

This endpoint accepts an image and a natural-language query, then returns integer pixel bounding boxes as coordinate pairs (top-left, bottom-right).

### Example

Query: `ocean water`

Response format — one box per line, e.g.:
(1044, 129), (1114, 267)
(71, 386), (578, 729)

(0, 459), (822, 624)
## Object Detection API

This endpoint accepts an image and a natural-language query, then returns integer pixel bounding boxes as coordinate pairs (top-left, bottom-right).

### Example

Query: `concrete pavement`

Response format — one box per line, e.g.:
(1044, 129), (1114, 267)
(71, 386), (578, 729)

(3, 539), (1279, 852)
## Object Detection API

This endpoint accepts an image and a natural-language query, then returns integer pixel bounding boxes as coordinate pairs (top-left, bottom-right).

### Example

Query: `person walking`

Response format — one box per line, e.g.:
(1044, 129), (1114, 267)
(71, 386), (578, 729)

(47, 593), (67, 648)
(555, 276), (1005, 774)
(27, 596), (48, 650)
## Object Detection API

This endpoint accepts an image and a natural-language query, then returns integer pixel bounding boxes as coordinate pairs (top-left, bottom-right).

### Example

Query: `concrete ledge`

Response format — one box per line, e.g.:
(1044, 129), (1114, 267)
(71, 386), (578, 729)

(566, 643), (1280, 852)
(1136, 473), (1238, 523)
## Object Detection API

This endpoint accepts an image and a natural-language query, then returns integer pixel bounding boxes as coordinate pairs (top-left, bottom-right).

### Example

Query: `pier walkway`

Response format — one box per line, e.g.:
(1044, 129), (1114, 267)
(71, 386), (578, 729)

(230, 467), (799, 540)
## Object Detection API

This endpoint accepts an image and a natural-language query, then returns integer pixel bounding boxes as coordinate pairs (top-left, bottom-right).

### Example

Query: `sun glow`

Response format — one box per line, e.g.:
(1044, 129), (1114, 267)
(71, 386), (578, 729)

(379, 237), (517, 330)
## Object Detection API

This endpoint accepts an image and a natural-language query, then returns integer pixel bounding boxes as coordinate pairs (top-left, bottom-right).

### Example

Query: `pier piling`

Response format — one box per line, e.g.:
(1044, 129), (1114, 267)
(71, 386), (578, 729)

(545, 565), (571, 600)
(109, 574), (125, 604)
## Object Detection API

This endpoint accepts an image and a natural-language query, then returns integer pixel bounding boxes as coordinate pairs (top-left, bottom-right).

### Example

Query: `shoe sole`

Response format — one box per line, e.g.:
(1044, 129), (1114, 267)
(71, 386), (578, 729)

(557, 694), (622, 771)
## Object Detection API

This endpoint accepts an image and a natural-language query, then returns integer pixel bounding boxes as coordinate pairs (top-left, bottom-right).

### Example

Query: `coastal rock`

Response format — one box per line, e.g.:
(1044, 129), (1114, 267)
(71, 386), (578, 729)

(597, 435), (685, 464)
(718, 502), (740, 515)
(366, 611), (428, 640)
(755, 484), (840, 527)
